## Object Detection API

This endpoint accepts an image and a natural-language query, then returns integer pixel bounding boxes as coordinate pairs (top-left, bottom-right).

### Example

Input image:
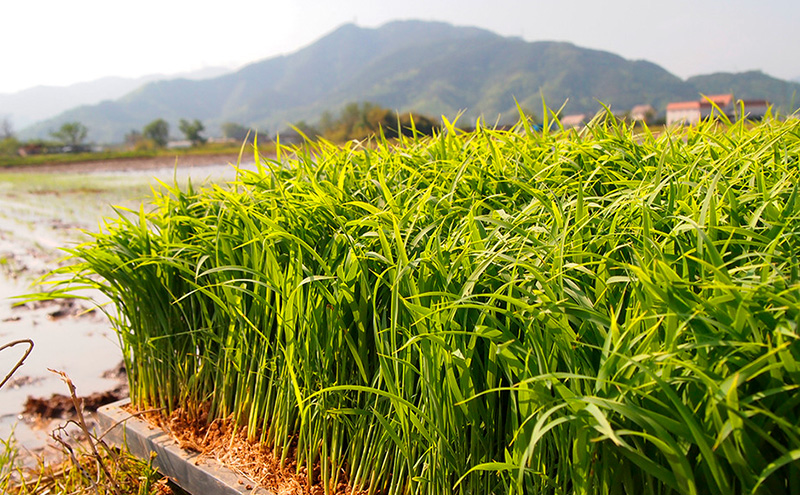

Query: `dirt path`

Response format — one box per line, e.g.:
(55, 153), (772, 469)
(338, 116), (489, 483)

(0, 152), (248, 174)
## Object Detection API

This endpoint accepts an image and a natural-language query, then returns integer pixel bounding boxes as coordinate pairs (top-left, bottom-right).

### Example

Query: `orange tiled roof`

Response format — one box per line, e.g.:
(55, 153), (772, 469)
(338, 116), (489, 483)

(667, 94), (735, 111)
(705, 94), (734, 106)
(666, 101), (700, 111)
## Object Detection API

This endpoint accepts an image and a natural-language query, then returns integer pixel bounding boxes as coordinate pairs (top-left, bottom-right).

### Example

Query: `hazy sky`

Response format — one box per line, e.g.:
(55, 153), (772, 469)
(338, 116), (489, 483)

(2, 0), (798, 94)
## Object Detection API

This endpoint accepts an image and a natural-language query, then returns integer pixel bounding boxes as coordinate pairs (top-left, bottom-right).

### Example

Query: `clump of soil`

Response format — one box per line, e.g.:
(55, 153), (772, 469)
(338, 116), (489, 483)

(129, 404), (365, 495)
(3, 374), (45, 389)
(101, 361), (127, 380)
(13, 298), (98, 320)
(20, 361), (128, 419)
(23, 386), (128, 419)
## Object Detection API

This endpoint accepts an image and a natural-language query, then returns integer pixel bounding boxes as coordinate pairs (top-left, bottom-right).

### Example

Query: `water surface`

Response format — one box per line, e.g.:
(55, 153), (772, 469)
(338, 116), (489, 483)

(0, 161), (248, 452)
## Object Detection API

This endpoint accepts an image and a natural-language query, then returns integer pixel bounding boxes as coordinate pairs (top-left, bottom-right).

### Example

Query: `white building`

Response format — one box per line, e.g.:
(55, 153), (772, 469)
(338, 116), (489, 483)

(739, 100), (770, 120)
(666, 94), (770, 126)
(666, 94), (734, 126)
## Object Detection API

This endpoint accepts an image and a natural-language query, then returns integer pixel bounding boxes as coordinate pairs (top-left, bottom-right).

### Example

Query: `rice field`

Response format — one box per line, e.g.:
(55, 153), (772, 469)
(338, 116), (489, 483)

(44, 112), (800, 494)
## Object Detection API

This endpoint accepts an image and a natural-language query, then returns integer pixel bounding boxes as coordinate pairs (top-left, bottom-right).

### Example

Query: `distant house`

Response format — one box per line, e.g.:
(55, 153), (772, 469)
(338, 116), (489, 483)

(560, 113), (588, 128)
(739, 100), (770, 120)
(18, 143), (46, 157)
(665, 94), (770, 125)
(630, 104), (656, 123)
(666, 101), (704, 126)
(167, 140), (192, 149)
(666, 94), (734, 126)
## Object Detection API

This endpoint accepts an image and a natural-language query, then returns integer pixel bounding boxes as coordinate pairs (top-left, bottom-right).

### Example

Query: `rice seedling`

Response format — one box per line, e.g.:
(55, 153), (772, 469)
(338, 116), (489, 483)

(1, 432), (17, 492)
(3, 441), (168, 495)
(40, 111), (800, 494)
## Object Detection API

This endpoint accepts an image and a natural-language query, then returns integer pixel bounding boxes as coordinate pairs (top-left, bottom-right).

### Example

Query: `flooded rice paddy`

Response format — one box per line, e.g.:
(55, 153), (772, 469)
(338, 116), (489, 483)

(0, 160), (249, 454)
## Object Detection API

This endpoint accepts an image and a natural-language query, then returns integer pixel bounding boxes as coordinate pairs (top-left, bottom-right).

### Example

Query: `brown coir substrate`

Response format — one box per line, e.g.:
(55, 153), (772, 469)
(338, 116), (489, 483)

(123, 403), (366, 495)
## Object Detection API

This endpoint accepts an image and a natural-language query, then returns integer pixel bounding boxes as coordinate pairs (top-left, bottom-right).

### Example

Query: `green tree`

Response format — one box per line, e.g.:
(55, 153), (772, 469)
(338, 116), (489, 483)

(291, 120), (320, 139)
(125, 129), (157, 151)
(319, 102), (439, 142)
(179, 119), (206, 146)
(391, 112), (439, 138)
(143, 119), (170, 148)
(125, 129), (142, 146)
(220, 122), (251, 142)
(50, 121), (88, 148)
(1, 118), (13, 140)
(0, 137), (20, 157)
(318, 111), (335, 134)
(322, 102), (379, 141)
(0, 118), (18, 156)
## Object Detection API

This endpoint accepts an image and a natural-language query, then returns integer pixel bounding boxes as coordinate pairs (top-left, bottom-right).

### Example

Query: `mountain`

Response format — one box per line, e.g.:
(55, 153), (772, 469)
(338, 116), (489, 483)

(23, 22), (513, 142)
(19, 21), (800, 143)
(0, 67), (231, 130)
(688, 71), (800, 114)
(328, 36), (694, 122)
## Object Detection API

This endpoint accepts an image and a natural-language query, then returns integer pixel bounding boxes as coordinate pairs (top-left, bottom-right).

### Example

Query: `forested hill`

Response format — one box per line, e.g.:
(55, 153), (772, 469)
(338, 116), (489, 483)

(688, 71), (800, 112)
(19, 21), (800, 143)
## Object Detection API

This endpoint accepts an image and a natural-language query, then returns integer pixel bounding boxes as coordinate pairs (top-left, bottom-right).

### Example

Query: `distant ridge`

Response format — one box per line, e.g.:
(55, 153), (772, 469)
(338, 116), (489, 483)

(688, 71), (800, 113)
(0, 67), (231, 130)
(18, 21), (800, 143)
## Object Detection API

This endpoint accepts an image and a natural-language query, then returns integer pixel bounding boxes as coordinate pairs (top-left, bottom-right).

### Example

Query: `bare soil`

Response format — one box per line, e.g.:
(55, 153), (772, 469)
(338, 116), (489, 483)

(23, 386), (128, 419)
(19, 360), (128, 427)
(14, 298), (99, 321)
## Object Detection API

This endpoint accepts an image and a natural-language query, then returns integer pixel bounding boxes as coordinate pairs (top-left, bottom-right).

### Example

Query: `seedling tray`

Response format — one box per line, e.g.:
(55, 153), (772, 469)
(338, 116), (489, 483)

(97, 399), (271, 495)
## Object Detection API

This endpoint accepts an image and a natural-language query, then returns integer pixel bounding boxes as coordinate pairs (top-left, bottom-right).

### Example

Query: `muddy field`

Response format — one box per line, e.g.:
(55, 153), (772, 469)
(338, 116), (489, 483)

(0, 154), (252, 458)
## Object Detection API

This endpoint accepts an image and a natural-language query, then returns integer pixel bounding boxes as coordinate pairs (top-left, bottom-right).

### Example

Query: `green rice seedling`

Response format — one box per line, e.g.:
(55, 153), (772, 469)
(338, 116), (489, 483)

(41, 111), (800, 494)
(1, 432), (17, 492)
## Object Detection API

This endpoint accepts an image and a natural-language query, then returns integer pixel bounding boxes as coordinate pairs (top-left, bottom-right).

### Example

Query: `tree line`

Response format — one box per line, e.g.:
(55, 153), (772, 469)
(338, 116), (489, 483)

(1, 118), (95, 156)
(1, 102), (441, 159)
(0, 117), (214, 158)
(126, 118), (207, 150)
(293, 102), (439, 142)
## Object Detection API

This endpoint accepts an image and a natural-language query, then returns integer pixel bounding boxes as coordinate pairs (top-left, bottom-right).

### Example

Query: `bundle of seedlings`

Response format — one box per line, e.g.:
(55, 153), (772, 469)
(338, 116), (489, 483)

(41, 111), (800, 494)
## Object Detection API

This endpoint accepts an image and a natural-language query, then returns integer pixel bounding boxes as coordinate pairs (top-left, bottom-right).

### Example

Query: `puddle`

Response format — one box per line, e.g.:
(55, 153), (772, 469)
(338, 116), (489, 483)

(0, 161), (251, 455)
